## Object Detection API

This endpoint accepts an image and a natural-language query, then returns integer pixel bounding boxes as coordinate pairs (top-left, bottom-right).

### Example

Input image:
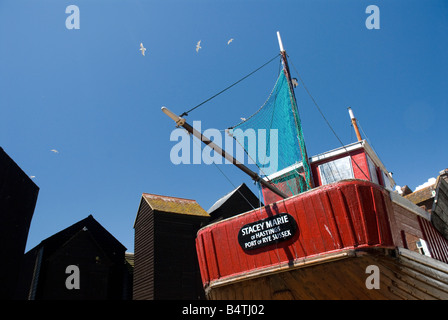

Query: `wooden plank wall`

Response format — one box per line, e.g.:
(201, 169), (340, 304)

(154, 213), (206, 299)
(390, 199), (448, 264)
(390, 202), (424, 248)
(0, 148), (39, 299)
(134, 200), (207, 300)
(432, 177), (448, 239)
(133, 199), (154, 300)
(419, 217), (448, 264)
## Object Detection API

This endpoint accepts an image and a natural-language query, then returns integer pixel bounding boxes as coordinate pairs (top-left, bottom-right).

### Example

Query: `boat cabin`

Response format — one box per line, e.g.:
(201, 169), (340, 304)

(262, 139), (395, 205)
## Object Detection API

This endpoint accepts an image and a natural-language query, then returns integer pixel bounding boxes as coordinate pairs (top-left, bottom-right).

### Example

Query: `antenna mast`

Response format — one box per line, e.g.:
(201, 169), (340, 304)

(348, 107), (363, 141)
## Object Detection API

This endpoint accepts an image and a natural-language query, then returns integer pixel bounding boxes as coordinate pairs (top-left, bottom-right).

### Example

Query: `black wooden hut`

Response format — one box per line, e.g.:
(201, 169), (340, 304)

(16, 215), (130, 300)
(207, 183), (262, 223)
(0, 147), (39, 299)
(133, 193), (210, 300)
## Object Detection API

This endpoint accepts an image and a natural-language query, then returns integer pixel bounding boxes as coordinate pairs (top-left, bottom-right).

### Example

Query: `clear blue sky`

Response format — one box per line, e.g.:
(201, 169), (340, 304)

(1, 0), (447, 253)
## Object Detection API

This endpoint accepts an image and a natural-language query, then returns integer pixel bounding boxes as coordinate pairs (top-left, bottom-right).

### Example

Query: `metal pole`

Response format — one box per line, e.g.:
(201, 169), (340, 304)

(348, 107), (363, 141)
(277, 31), (285, 53)
(162, 107), (288, 199)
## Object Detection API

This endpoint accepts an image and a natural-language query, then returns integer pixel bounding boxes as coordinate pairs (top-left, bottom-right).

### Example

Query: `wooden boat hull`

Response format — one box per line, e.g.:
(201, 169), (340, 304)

(205, 247), (448, 300)
(196, 180), (448, 300)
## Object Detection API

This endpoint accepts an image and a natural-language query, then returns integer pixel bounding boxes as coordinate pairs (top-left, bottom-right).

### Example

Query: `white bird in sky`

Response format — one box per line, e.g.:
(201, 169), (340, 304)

(196, 40), (202, 53)
(50, 149), (59, 154)
(140, 42), (146, 56)
(240, 117), (246, 122)
(29, 175), (36, 179)
(227, 38), (234, 45)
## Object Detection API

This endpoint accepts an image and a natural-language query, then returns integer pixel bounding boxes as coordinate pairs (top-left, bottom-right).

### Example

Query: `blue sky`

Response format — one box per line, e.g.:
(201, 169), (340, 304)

(1, 0), (447, 253)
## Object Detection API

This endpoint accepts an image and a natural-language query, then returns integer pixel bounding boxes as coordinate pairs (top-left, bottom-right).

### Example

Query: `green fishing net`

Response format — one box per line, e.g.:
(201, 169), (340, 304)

(228, 70), (312, 195)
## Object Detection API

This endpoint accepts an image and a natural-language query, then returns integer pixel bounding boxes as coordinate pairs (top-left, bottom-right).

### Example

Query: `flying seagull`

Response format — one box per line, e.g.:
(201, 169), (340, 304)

(240, 117), (246, 121)
(227, 38), (234, 45)
(140, 42), (146, 56)
(196, 40), (201, 53)
(50, 149), (59, 154)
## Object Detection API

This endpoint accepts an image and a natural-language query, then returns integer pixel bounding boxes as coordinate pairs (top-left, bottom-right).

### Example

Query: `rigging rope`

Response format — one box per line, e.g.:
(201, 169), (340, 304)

(190, 136), (258, 211)
(287, 55), (370, 180)
(180, 54), (281, 117)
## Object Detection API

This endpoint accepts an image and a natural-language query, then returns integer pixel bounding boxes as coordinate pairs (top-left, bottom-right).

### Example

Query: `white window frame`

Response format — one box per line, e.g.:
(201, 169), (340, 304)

(318, 156), (354, 185)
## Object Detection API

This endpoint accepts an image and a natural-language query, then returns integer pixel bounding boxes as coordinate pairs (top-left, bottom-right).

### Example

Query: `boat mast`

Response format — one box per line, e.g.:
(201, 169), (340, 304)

(347, 107), (362, 141)
(276, 31), (314, 189)
(161, 107), (288, 199)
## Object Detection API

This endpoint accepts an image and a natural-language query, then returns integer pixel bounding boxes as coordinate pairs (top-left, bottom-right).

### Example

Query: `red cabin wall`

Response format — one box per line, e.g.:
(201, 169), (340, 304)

(312, 148), (370, 184)
(350, 149), (370, 180)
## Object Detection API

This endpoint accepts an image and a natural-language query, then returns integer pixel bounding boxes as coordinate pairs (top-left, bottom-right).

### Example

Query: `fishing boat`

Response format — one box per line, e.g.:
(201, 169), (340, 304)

(162, 32), (448, 300)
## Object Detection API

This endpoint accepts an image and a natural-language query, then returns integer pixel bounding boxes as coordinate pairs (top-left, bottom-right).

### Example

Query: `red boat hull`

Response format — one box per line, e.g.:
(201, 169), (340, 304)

(196, 180), (448, 299)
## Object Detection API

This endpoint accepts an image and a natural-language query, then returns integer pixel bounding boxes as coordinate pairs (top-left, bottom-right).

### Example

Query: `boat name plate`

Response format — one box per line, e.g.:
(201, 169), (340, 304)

(238, 213), (297, 250)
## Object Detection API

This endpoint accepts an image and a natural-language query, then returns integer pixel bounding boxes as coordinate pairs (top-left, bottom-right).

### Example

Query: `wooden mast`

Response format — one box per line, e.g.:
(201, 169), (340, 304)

(161, 107), (288, 199)
(276, 31), (314, 189)
(348, 107), (363, 141)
